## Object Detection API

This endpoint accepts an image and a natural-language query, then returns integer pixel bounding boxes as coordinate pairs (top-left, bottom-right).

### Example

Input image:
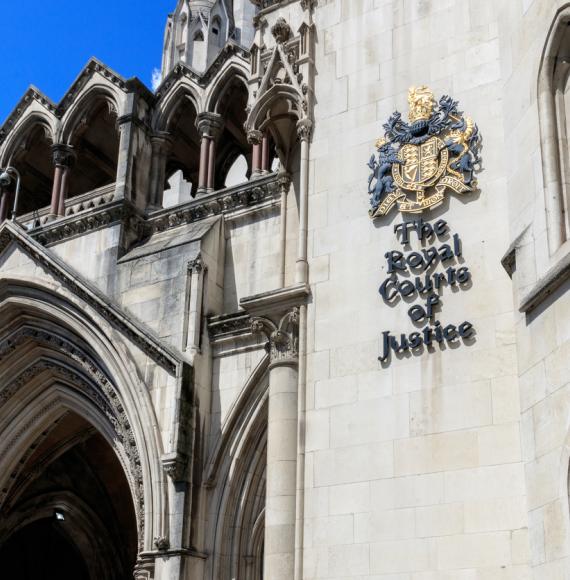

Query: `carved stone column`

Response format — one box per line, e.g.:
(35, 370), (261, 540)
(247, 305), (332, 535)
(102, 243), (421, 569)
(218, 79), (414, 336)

(196, 113), (223, 195)
(149, 132), (173, 208)
(261, 132), (271, 173)
(252, 308), (299, 580)
(248, 130), (263, 178)
(0, 187), (12, 222)
(185, 254), (205, 357)
(296, 119), (312, 284)
(50, 144), (75, 218)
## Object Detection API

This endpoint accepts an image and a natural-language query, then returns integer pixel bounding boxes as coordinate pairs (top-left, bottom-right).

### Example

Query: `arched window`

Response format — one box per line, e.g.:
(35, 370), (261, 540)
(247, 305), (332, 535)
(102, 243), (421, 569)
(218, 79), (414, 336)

(66, 98), (120, 199)
(4, 123), (54, 217)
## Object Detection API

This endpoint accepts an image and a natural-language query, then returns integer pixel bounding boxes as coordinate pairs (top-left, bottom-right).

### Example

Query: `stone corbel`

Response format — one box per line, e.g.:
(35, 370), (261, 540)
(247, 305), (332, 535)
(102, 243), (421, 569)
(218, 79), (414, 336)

(251, 307), (299, 367)
(162, 452), (188, 483)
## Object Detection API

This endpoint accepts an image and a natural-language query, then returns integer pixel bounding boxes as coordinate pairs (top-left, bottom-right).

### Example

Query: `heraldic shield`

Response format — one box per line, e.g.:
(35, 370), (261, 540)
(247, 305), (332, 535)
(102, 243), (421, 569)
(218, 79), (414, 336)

(367, 86), (481, 218)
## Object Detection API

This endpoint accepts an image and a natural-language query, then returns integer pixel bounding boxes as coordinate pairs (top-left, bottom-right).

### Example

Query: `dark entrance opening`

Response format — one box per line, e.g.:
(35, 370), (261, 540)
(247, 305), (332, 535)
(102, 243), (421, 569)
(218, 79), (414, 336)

(0, 412), (138, 580)
(0, 518), (89, 580)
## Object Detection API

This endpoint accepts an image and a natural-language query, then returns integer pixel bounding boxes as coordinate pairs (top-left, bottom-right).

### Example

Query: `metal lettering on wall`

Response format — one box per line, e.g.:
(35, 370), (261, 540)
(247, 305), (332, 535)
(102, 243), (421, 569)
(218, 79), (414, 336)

(378, 218), (474, 363)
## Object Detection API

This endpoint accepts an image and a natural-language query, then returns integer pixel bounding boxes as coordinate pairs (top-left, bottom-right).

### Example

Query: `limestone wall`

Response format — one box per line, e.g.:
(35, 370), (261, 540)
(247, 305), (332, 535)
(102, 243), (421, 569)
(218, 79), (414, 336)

(303, 1), (528, 577)
(500, 1), (570, 578)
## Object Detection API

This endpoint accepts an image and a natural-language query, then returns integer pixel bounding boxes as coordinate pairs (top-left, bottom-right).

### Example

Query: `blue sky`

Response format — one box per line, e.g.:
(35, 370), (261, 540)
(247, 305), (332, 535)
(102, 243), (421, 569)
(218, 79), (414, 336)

(0, 1), (170, 123)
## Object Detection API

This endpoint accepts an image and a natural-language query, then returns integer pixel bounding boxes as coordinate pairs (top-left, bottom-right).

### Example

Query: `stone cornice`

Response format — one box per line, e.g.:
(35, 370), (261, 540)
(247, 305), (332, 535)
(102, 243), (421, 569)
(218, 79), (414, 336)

(0, 220), (182, 374)
(240, 283), (311, 317)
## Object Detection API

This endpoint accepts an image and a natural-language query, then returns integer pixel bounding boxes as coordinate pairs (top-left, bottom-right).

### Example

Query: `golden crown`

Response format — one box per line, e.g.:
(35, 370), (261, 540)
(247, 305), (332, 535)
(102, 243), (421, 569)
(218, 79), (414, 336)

(408, 85), (435, 123)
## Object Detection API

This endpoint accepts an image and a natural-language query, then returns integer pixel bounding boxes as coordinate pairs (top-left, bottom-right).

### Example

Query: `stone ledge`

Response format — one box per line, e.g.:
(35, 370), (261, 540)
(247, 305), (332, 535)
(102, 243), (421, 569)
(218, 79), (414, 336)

(240, 283), (311, 317)
(520, 249), (570, 313)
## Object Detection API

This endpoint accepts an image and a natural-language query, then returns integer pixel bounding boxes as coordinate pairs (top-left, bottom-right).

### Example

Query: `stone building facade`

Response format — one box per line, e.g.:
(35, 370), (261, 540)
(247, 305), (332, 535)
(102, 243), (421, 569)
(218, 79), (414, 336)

(0, 0), (570, 579)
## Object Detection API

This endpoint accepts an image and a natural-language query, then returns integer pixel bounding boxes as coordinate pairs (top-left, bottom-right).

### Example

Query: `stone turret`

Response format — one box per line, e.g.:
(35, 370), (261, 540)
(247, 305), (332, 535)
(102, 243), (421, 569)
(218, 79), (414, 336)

(161, 0), (256, 77)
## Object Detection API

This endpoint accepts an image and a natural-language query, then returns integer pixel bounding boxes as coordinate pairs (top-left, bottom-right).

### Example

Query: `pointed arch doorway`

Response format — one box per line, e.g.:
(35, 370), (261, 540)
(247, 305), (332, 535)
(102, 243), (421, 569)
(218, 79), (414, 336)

(0, 409), (139, 580)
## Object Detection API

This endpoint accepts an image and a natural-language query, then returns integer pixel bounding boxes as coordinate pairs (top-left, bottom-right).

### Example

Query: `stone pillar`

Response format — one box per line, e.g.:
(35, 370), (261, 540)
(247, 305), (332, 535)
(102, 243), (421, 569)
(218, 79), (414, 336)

(248, 130), (263, 178)
(50, 144), (75, 218)
(296, 119), (312, 284)
(252, 308), (299, 580)
(0, 189), (11, 222)
(207, 137), (216, 192)
(115, 95), (135, 202)
(278, 172), (291, 287)
(261, 132), (271, 173)
(196, 113), (223, 196)
(149, 132), (173, 208)
(185, 254), (205, 358)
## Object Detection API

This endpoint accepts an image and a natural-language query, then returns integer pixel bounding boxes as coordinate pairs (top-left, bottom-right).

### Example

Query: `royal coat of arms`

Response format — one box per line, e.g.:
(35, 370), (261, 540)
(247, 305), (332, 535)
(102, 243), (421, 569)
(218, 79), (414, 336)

(368, 86), (481, 218)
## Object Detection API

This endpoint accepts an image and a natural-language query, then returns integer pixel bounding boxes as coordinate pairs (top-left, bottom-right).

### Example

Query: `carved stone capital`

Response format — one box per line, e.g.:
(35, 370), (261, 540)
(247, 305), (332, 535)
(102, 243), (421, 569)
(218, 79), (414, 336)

(188, 253), (204, 273)
(271, 17), (292, 44)
(154, 536), (170, 552)
(196, 112), (224, 140)
(301, 0), (318, 11)
(247, 130), (263, 146)
(150, 132), (173, 153)
(162, 452), (187, 482)
(278, 171), (292, 193)
(51, 144), (75, 168)
(296, 119), (313, 142)
(252, 308), (299, 367)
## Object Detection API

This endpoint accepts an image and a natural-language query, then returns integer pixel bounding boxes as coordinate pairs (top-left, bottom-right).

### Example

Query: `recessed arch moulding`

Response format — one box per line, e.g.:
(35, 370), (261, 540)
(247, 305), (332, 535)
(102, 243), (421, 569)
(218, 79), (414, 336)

(0, 220), (196, 579)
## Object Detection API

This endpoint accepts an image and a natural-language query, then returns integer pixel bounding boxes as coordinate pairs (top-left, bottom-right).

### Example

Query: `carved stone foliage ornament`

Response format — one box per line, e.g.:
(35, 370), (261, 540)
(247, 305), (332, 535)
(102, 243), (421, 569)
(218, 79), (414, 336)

(251, 308), (299, 366)
(368, 86), (481, 218)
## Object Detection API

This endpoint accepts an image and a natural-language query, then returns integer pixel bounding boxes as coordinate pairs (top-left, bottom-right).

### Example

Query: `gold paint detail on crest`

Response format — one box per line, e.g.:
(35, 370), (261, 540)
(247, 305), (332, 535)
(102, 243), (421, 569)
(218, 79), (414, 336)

(368, 86), (481, 219)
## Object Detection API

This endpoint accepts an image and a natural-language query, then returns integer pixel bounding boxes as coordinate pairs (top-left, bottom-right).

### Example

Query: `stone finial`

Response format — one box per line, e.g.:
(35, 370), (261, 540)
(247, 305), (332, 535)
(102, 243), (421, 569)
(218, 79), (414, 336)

(271, 18), (292, 44)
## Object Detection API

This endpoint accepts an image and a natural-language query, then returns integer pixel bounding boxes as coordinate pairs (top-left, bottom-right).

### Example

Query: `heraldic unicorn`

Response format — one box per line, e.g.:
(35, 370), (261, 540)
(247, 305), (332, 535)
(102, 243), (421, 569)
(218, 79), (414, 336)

(368, 86), (481, 218)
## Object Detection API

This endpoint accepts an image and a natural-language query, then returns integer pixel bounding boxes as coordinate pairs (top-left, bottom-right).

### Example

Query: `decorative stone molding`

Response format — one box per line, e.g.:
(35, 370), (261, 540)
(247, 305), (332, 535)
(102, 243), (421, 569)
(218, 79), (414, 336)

(251, 308), (299, 367)
(148, 173), (280, 234)
(133, 556), (155, 580)
(0, 329), (145, 543)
